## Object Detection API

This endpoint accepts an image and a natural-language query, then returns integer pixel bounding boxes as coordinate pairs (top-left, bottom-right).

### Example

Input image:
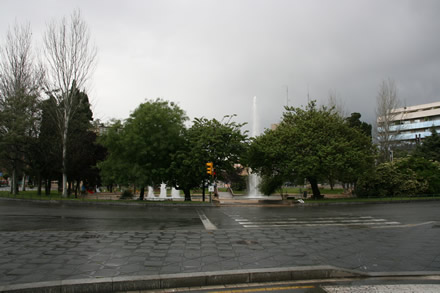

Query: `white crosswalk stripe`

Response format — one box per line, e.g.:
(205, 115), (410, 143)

(229, 215), (403, 228)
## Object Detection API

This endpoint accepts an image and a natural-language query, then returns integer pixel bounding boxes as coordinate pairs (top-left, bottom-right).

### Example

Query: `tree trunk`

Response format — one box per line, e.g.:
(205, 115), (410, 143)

(308, 177), (322, 199)
(202, 179), (205, 202)
(75, 179), (80, 198)
(11, 168), (18, 195)
(184, 188), (191, 201)
(11, 169), (15, 195)
(329, 178), (334, 190)
(22, 174), (26, 191)
(139, 186), (145, 200)
(45, 178), (50, 195)
(37, 174), (42, 195)
(57, 175), (61, 193)
(62, 111), (69, 198)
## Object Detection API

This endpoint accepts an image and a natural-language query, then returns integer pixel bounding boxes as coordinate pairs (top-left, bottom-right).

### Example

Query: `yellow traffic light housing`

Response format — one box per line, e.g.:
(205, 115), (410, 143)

(206, 162), (213, 175)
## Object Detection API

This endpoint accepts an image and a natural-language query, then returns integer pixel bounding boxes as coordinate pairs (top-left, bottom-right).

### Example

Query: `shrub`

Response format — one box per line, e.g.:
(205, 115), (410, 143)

(355, 156), (440, 197)
(258, 175), (284, 195)
(231, 175), (247, 191)
(119, 189), (134, 200)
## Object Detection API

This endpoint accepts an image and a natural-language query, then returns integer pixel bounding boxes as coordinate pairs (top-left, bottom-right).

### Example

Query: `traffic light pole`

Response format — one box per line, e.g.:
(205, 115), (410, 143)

(205, 162), (214, 203)
(202, 179), (205, 202)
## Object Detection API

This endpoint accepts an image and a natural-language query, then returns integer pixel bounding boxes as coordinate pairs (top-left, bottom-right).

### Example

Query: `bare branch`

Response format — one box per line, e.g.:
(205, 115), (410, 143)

(327, 89), (347, 117)
(42, 9), (97, 197)
(0, 21), (43, 195)
(375, 78), (401, 161)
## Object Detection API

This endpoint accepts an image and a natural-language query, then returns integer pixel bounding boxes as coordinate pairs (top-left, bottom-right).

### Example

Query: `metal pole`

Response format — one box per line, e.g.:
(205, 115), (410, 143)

(202, 179), (205, 202)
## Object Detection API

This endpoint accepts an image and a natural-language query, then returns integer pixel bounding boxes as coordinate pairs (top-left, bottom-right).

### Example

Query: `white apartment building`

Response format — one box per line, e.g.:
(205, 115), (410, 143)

(378, 101), (440, 143)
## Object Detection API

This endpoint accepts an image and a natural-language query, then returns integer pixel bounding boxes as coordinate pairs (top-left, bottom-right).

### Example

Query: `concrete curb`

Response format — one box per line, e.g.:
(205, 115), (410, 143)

(0, 197), (216, 207)
(0, 266), (367, 293)
(301, 198), (440, 206)
(2, 196), (440, 208)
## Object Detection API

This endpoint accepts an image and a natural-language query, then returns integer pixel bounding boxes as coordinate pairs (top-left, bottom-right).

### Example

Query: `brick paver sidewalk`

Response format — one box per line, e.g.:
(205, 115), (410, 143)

(1, 222), (439, 286)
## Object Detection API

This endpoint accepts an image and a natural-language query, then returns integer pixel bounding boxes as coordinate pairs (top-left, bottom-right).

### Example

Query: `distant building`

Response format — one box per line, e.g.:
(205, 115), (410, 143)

(377, 101), (440, 143)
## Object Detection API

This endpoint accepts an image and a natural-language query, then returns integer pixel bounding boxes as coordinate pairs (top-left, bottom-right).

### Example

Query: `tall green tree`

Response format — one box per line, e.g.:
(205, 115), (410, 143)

(66, 88), (104, 196)
(169, 116), (248, 201)
(0, 23), (43, 194)
(43, 10), (97, 197)
(28, 98), (62, 195)
(98, 99), (187, 199)
(30, 87), (101, 196)
(248, 101), (375, 198)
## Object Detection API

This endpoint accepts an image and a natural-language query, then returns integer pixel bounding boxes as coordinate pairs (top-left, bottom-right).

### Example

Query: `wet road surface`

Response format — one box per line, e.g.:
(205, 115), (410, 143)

(1, 200), (439, 231)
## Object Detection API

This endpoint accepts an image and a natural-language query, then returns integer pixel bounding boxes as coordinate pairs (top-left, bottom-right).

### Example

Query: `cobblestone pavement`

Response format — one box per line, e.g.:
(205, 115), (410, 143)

(1, 221), (439, 286)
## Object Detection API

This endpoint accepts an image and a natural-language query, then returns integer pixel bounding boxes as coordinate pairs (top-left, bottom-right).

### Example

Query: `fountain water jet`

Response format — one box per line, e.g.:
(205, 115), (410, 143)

(246, 96), (266, 198)
(147, 186), (155, 200)
(171, 187), (181, 199)
(159, 183), (167, 199)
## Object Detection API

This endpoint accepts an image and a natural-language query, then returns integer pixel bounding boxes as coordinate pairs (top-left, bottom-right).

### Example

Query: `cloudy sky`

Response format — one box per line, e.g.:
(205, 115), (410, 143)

(2, 0), (440, 133)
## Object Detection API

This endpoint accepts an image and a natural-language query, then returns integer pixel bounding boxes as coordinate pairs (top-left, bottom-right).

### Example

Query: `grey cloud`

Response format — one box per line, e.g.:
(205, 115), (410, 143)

(1, 0), (439, 131)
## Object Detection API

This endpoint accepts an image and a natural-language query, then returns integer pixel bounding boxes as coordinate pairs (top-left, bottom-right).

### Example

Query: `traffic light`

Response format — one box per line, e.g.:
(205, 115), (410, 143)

(206, 162), (213, 175)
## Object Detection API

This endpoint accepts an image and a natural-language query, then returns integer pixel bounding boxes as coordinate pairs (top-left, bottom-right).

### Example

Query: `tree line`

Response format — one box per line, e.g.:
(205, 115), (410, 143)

(0, 10), (97, 196)
(1, 11), (438, 200)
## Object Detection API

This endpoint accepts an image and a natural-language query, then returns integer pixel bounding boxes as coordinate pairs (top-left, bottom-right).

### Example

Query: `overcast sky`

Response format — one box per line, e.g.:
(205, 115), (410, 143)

(2, 0), (440, 133)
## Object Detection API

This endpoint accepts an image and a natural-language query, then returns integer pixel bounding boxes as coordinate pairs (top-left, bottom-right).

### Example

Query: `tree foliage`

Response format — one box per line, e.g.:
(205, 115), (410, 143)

(356, 128), (440, 197)
(29, 87), (102, 196)
(346, 112), (372, 138)
(169, 116), (248, 201)
(66, 88), (104, 195)
(98, 99), (187, 199)
(43, 9), (97, 197)
(414, 128), (440, 162)
(0, 22), (43, 194)
(27, 98), (61, 195)
(248, 101), (375, 198)
(356, 156), (440, 197)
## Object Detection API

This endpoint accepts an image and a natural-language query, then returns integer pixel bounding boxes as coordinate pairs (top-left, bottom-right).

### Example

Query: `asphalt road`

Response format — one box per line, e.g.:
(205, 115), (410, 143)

(0, 201), (204, 231)
(1, 199), (440, 287)
(0, 199), (439, 231)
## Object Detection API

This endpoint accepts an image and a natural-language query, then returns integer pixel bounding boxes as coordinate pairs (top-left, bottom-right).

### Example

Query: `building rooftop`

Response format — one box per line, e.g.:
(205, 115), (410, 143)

(383, 101), (440, 122)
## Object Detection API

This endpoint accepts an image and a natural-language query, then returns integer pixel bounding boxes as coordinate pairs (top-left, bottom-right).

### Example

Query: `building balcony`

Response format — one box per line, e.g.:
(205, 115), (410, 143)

(392, 131), (433, 141)
(378, 120), (440, 132)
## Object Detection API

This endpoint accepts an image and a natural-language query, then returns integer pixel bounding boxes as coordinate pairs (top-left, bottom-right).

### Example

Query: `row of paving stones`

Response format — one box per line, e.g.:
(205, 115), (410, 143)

(1, 223), (440, 286)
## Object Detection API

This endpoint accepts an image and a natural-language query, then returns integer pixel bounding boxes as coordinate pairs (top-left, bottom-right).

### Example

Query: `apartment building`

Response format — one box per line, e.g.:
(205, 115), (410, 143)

(378, 101), (440, 143)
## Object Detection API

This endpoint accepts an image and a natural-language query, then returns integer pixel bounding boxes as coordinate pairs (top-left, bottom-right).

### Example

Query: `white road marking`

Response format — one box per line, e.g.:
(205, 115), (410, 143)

(243, 222), (401, 228)
(231, 215), (404, 228)
(238, 219), (389, 225)
(372, 221), (435, 229)
(234, 216), (375, 222)
(197, 210), (217, 230)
